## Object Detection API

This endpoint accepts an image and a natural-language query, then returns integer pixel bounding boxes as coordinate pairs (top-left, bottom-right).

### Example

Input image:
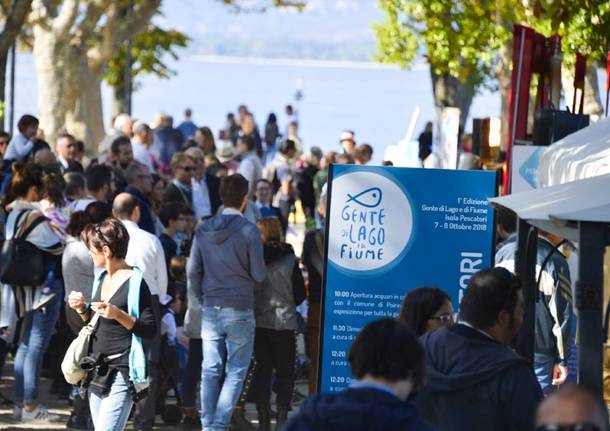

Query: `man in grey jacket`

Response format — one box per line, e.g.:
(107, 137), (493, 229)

(187, 173), (267, 431)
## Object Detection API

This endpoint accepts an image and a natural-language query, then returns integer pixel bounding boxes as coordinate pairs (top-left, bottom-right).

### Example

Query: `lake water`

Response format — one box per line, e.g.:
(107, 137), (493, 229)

(12, 53), (503, 162)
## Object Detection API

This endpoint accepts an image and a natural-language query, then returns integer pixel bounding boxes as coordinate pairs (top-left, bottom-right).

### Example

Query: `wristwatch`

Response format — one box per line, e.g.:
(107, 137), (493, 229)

(77, 305), (90, 315)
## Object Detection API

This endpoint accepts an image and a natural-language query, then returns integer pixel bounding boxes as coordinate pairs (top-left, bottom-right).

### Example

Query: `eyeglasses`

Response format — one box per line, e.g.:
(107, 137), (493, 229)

(94, 225), (111, 248)
(536, 423), (602, 431)
(180, 166), (195, 172)
(428, 313), (453, 325)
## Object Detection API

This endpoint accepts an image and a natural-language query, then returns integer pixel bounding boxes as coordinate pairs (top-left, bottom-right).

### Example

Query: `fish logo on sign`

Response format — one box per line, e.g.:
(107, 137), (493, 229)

(346, 187), (383, 208)
(329, 171), (413, 273)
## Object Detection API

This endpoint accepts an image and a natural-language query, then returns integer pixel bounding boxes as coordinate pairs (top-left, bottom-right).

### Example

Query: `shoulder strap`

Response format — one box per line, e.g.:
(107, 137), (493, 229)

(11, 210), (29, 237)
(17, 211), (48, 240)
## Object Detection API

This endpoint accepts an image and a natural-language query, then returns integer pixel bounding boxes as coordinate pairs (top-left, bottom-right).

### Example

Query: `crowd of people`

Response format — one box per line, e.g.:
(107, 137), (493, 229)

(0, 106), (603, 431)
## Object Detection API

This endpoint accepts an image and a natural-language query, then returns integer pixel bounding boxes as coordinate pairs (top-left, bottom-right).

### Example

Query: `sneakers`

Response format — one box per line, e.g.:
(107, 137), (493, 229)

(12, 405), (22, 420)
(21, 404), (61, 422)
(66, 413), (94, 430)
(32, 290), (56, 311)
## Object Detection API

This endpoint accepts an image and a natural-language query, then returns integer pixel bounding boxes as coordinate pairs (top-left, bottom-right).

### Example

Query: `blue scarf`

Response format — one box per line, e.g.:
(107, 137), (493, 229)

(90, 267), (147, 385)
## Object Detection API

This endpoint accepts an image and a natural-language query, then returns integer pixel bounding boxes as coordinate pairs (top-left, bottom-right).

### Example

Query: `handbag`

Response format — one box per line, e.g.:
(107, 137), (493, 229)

(61, 272), (126, 385)
(0, 210), (47, 286)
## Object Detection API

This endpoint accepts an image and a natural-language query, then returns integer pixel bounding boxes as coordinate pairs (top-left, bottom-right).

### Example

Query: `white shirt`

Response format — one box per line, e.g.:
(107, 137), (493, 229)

(191, 176), (212, 219)
(58, 155), (70, 170)
(132, 140), (155, 172)
(4, 133), (33, 161)
(237, 152), (263, 196)
(161, 310), (177, 346)
(121, 219), (168, 298)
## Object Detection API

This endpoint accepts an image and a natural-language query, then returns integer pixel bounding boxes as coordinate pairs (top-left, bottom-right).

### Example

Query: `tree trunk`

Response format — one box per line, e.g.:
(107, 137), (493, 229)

(110, 84), (128, 122)
(562, 64), (603, 121)
(429, 66), (476, 129)
(0, 51), (8, 130)
(32, 27), (67, 145)
(64, 60), (105, 157)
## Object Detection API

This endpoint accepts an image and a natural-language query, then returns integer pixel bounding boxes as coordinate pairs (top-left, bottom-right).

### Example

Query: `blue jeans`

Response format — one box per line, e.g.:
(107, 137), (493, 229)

(89, 372), (133, 431)
(535, 356), (555, 395)
(200, 306), (255, 431)
(14, 294), (61, 404)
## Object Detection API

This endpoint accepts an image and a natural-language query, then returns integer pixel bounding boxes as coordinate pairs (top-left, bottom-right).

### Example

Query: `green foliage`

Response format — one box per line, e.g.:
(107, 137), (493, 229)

(105, 25), (190, 91)
(374, 0), (610, 88)
(374, 0), (509, 89)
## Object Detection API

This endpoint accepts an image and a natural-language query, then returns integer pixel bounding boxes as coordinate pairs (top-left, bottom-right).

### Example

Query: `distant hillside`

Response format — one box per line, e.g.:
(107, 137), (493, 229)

(160, 0), (380, 61)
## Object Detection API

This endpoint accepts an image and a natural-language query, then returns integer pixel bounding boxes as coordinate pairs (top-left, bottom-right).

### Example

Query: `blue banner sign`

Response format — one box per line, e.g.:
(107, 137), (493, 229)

(319, 165), (497, 392)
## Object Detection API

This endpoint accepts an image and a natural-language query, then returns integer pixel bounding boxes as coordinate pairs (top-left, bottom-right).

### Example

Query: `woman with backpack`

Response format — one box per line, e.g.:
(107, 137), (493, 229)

(2, 162), (64, 423)
(67, 217), (156, 431)
(253, 217), (306, 431)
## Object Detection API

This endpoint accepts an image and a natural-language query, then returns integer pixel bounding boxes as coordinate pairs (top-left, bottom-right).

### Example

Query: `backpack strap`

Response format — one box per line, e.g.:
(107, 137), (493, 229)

(11, 210), (28, 236)
(16, 210), (48, 240)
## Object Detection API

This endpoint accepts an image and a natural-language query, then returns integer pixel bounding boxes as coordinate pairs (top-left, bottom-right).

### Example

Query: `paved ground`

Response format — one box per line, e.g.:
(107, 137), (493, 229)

(0, 361), (307, 430)
(0, 222), (309, 430)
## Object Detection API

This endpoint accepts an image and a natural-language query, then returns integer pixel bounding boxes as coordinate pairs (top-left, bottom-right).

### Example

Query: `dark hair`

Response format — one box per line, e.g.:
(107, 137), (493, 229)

(279, 139), (296, 155)
(159, 202), (187, 228)
(8, 162), (43, 200)
(64, 172), (86, 198)
(66, 211), (92, 237)
(42, 172), (66, 207)
(112, 193), (139, 219)
(17, 114), (39, 134)
(349, 319), (425, 387)
(75, 140), (85, 154)
(0, 131), (11, 141)
(255, 178), (271, 188)
(57, 132), (76, 144)
(238, 135), (255, 152)
(496, 206), (517, 235)
(356, 143), (373, 160)
(81, 217), (129, 259)
(398, 287), (451, 337)
(267, 113), (277, 124)
(459, 267), (522, 330)
(85, 201), (112, 224)
(110, 136), (132, 155)
(197, 127), (216, 155)
(220, 174), (249, 208)
(382, 160), (394, 166)
(86, 164), (112, 193)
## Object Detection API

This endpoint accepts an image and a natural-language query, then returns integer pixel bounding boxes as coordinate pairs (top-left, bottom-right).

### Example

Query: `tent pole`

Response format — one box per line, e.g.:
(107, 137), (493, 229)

(576, 222), (606, 399)
(515, 218), (538, 363)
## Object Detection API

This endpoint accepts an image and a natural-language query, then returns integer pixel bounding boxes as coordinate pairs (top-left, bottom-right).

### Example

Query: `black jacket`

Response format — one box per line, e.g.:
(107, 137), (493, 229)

(125, 186), (156, 235)
(285, 387), (433, 431)
(162, 175), (221, 216)
(417, 324), (542, 431)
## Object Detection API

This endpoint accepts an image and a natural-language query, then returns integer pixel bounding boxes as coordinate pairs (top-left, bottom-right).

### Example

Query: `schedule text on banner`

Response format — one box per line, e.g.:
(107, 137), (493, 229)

(319, 164), (497, 393)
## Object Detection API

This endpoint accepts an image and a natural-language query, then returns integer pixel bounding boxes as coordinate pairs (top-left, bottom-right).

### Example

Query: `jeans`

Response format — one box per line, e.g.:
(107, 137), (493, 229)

(253, 328), (295, 410)
(14, 295), (61, 404)
(183, 338), (202, 408)
(89, 372), (133, 431)
(535, 356), (555, 395)
(200, 306), (255, 431)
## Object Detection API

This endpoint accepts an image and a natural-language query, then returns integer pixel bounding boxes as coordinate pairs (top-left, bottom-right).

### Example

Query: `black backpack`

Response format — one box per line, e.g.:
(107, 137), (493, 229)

(0, 210), (48, 286)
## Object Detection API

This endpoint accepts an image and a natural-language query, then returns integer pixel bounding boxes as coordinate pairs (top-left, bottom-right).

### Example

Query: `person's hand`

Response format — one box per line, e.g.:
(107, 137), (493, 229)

(552, 363), (568, 386)
(68, 291), (86, 313)
(91, 302), (121, 320)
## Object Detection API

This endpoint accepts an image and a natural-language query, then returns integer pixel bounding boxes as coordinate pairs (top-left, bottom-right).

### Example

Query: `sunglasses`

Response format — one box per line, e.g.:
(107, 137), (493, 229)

(94, 225), (111, 249)
(428, 313), (453, 324)
(537, 424), (602, 431)
(180, 166), (195, 172)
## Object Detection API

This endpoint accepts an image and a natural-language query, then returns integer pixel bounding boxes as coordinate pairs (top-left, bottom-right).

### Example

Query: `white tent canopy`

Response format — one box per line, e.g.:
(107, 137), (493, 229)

(538, 116), (610, 187)
(490, 173), (610, 241)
